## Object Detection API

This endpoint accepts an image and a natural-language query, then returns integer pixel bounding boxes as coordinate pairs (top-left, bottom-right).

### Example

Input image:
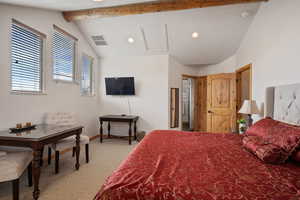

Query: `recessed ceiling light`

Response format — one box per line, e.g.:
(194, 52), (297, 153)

(192, 32), (199, 39)
(93, 0), (104, 2)
(128, 37), (135, 43)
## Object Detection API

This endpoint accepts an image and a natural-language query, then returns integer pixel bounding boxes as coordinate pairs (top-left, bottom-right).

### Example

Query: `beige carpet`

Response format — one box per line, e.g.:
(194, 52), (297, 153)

(0, 139), (137, 200)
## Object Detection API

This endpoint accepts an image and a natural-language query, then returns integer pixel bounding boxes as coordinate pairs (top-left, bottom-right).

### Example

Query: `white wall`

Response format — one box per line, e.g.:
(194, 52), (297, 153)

(0, 4), (99, 136)
(98, 55), (169, 135)
(168, 56), (199, 130)
(198, 55), (237, 76)
(236, 0), (300, 119)
(98, 55), (200, 134)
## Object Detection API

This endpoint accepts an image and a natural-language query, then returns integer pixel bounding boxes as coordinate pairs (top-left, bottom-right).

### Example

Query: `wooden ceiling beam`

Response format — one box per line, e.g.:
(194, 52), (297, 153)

(63, 0), (268, 22)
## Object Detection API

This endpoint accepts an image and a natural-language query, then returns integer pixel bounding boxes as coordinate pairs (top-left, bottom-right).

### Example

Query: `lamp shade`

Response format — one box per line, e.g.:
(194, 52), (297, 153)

(239, 100), (260, 115)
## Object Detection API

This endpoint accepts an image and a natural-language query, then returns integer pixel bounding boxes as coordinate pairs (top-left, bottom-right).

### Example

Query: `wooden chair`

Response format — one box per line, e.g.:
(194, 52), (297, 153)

(0, 148), (33, 200)
(45, 112), (90, 174)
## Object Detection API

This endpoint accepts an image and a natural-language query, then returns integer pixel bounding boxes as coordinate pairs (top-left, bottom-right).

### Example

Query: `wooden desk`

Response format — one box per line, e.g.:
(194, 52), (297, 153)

(99, 115), (139, 145)
(0, 125), (83, 200)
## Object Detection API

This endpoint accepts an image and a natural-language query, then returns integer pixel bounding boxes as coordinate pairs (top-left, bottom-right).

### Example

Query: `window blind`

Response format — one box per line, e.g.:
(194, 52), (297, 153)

(11, 21), (43, 92)
(81, 54), (93, 95)
(52, 28), (76, 81)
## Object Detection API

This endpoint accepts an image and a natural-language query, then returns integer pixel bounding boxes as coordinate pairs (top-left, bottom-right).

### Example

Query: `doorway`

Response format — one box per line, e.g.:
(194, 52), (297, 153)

(181, 75), (197, 131)
(236, 64), (252, 119)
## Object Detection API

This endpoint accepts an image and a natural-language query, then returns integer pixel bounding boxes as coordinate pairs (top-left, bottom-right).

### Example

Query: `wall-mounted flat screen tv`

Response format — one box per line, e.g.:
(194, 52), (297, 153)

(105, 77), (135, 95)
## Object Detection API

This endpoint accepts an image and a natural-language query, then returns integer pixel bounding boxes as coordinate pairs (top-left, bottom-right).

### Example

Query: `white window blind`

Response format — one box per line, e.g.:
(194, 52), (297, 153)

(52, 26), (76, 81)
(11, 20), (44, 92)
(81, 54), (93, 96)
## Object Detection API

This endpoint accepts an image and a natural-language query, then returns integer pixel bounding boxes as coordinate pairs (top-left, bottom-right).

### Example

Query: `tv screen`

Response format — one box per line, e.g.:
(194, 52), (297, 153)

(105, 77), (135, 95)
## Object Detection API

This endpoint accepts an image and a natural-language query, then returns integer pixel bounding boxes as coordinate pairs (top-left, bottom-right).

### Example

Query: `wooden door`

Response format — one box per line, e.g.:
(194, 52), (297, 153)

(207, 73), (236, 133)
(170, 88), (179, 128)
(198, 76), (207, 132)
(193, 78), (199, 131)
(236, 64), (252, 119)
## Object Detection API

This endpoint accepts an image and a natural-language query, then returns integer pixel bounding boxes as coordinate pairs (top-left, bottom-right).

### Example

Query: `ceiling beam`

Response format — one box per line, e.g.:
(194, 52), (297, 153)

(63, 0), (268, 22)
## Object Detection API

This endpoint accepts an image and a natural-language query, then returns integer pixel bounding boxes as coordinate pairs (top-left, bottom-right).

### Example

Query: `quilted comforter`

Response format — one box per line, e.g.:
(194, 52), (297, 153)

(94, 130), (300, 200)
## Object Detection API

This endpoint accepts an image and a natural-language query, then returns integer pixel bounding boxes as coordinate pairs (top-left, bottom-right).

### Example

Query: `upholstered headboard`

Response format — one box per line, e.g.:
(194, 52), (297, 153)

(265, 83), (300, 125)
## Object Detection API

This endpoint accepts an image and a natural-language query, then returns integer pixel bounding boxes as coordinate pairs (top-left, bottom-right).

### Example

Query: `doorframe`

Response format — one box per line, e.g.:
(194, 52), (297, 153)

(181, 74), (199, 131)
(182, 74), (199, 79)
(236, 63), (252, 117)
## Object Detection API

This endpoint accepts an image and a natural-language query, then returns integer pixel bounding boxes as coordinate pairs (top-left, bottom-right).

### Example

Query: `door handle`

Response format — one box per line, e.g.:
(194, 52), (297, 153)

(208, 110), (214, 114)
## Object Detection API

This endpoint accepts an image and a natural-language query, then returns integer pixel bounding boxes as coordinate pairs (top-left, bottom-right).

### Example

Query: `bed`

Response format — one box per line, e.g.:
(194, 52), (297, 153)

(94, 84), (300, 200)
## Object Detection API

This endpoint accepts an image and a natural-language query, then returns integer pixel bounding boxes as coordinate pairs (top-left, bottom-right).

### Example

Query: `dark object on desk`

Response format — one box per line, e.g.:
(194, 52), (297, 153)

(9, 125), (36, 133)
(0, 124), (83, 200)
(99, 115), (139, 145)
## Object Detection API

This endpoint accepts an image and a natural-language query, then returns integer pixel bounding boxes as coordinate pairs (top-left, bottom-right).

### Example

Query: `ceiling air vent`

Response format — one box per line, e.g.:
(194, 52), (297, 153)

(91, 35), (107, 46)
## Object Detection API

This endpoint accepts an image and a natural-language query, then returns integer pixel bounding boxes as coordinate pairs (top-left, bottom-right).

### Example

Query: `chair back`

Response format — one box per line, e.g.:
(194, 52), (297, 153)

(45, 112), (77, 126)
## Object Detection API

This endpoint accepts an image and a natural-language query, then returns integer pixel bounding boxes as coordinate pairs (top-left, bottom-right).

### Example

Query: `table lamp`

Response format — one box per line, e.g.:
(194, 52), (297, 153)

(238, 100), (260, 127)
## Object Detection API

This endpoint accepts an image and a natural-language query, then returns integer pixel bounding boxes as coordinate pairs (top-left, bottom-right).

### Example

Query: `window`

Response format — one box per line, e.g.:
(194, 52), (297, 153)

(52, 25), (77, 82)
(81, 54), (94, 96)
(11, 19), (44, 93)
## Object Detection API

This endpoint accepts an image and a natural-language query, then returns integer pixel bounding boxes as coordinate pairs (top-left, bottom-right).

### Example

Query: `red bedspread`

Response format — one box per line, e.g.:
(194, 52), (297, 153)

(94, 130), (300, 200)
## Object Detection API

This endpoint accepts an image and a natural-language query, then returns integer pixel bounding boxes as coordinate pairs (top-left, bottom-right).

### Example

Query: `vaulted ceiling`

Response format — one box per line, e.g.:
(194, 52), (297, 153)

(77, 3), (260, 65)
(0, 0), (262, 65)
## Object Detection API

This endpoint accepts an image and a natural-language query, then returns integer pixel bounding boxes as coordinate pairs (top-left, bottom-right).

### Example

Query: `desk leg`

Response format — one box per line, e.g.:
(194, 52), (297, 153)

(108, 122), (111, 138)
(129, 122), (132, 145)
(39, 146), (44, 167)
(32, 146), (43, 200)
(75, 132), (81, 170)
(134, 121), (137, 141)
(100, 121), (103, 143)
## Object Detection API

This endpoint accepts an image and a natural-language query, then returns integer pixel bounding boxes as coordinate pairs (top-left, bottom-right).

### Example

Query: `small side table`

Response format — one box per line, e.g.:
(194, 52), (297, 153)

(99, 115), (139, 145)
